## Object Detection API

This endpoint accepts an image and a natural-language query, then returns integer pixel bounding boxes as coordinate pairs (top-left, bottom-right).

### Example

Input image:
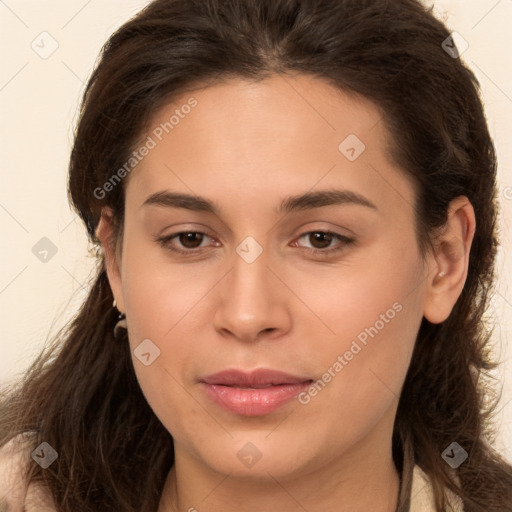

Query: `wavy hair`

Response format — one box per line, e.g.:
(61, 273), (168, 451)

(1, 0), (511, 510)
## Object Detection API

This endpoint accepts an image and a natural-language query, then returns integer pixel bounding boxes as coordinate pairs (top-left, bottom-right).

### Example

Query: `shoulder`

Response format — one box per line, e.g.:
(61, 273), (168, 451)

(410, 464), (464, 512)
(0, 434), (56, 512)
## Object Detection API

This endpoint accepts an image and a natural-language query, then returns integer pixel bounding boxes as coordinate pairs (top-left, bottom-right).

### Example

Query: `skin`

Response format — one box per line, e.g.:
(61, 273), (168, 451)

(97, 73), (475, 512)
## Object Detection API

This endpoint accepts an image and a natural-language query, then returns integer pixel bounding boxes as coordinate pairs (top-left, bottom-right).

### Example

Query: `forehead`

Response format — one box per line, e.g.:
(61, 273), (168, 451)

(126, 73), (416, 222)
(145, 73), (386, 153)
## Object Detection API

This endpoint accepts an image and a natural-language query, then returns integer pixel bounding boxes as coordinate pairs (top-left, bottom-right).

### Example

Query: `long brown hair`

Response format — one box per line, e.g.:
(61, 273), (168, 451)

(1, 0), (511, 510)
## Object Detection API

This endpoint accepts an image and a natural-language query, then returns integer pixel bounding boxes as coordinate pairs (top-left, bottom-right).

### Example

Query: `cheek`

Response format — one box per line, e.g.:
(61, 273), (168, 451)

(291, 297), (421, 456)
(293, 244), (425, 421)
(120, 225), (214, 340)
(122, 263), (202, 439)
(293, 232), (424, 357)
(119, 231), (222, 436)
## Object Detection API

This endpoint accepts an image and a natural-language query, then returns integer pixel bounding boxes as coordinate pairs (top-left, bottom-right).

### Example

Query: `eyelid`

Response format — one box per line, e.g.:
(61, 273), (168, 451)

(291, 230), (355, 255)
(155, 227), (355, 257)
(288, 220), (357, 239)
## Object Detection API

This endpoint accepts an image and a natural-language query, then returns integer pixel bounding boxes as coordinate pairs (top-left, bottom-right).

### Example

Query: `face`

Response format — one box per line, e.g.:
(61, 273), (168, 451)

(102, 73), (438, 481)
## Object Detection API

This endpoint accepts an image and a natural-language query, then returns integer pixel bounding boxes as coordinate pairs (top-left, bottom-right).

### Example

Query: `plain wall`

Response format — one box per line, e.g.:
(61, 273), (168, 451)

(1, 0), (511, 463)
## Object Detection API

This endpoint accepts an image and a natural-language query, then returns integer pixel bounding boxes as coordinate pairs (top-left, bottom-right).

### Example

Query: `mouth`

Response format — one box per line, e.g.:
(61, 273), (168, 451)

(200, 368), (313, 416)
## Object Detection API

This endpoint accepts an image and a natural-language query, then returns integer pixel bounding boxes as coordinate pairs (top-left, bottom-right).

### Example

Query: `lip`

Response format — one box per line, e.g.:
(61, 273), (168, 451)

(200, 369), (313, 416)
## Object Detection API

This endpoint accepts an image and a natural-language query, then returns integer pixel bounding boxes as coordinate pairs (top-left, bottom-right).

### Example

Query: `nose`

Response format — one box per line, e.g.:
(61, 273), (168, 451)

(213, 246), (292, 343)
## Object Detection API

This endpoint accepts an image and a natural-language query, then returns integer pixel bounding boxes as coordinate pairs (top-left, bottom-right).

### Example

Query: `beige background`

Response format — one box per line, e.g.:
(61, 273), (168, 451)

(1, 0), (511, 463)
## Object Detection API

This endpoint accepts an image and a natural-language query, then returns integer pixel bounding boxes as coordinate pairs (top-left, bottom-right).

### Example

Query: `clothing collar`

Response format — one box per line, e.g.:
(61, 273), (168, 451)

(395, 439), (463, 512)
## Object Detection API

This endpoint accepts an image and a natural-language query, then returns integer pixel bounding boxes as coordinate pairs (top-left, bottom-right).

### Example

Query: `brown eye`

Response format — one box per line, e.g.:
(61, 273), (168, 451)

(177, 232), (205, 249)
(156, 231), (214, 254)
(294, 231), (355, 256)
(308, 232), (334, 249)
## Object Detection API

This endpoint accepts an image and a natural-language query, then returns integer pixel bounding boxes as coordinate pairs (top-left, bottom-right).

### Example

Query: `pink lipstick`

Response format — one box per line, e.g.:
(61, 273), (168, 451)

(200, 368), (312, 416)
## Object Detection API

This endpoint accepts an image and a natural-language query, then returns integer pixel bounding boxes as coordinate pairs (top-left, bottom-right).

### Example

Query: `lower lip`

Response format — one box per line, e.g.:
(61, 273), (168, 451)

(201, 382), (311, 416)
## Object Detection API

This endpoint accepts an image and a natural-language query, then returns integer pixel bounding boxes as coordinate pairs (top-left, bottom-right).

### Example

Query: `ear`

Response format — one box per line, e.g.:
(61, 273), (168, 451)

(422, 196), (476, 324)
(95, 207), (125, 313)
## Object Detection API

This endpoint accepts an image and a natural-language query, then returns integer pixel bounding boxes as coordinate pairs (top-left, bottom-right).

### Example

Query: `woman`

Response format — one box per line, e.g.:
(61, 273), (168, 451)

(1, 0), (511, 510)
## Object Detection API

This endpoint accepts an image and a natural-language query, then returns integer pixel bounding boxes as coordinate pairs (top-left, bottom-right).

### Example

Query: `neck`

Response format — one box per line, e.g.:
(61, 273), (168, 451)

(158, 429), (401, 512)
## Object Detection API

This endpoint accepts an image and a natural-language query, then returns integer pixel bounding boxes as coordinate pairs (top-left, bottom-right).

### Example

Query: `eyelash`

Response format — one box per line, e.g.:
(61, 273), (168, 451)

(155, 230), (355, 257)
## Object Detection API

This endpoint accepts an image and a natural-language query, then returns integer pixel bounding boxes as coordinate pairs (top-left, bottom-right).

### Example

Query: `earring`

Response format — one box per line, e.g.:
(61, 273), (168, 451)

(113, 299), (127, 338)
(437, 271), (446, 278)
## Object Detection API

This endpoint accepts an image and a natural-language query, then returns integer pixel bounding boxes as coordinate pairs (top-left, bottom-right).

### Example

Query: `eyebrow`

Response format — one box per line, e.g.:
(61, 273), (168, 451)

(142, 189), (378, 215)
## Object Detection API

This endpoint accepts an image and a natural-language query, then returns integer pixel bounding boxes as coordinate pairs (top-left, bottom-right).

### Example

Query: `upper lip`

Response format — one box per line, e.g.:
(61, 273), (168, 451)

(201, 369), (312, 388)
